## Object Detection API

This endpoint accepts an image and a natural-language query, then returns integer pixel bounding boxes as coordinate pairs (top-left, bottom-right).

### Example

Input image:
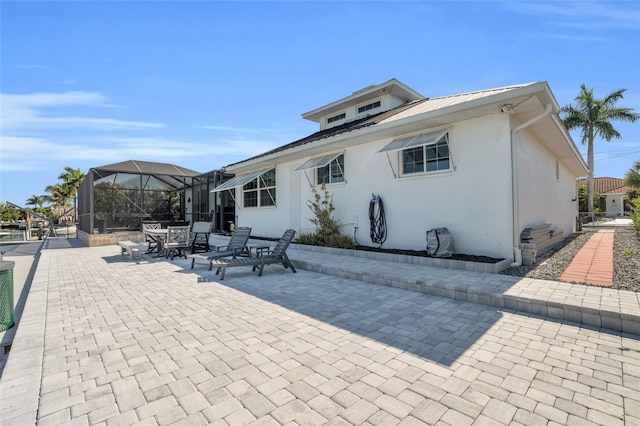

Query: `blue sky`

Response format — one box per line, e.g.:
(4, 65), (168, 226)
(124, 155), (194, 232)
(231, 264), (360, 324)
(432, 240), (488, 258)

(1, 1), (639, 206)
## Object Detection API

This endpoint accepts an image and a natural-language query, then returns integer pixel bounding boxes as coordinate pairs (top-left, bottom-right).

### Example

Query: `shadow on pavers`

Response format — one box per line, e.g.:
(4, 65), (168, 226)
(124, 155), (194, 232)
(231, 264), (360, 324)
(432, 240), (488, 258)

(170, 265), (520, 367)
(177, 258), (639, 368)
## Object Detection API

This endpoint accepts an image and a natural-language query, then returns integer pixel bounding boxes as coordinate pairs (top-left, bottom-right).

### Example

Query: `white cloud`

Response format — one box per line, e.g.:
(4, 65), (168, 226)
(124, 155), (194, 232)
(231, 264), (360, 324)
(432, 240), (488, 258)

(0, 136), (58, 171)
(507, 1), (640, 31)
(0, 135), (279, 173)
(0, 89), (286, 179)
(107, 137), (278, 159)
(0, 91), (165, 130)
(202, 124), (258, 133)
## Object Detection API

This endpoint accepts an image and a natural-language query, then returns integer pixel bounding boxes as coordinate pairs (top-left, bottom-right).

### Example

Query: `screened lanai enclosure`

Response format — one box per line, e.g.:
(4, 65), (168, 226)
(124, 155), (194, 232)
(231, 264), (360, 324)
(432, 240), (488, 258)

(77, 160), (234, 234)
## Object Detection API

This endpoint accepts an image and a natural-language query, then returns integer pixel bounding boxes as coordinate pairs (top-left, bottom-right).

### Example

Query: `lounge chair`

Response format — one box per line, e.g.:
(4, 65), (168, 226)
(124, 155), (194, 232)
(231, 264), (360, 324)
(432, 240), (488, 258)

(164, 226), (190, 260)
(189, 226), (252, 270)
(190, 221), (213, 253)
(211, 229), (297, 279)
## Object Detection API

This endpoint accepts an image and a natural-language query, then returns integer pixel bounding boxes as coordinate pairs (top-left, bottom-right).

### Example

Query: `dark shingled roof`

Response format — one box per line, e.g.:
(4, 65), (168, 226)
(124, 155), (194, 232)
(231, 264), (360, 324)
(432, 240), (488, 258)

(226, 99), (428, 168)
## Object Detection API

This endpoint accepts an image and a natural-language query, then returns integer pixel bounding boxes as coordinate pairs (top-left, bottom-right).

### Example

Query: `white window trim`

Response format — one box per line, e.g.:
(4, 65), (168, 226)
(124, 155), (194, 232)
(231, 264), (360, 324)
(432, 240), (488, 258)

(210, 168), (271, 193)
(326, 111), (347, 125)
(399, 133), (451, 177)
(356, 98), (382, 117)
(378, 129), (449, 154)
(242, 169), (276, 208)
(295, 152), (343, 171)
(316, 155), (345, 186)
(296, 152), (346, 187)
(210, 168), (276, 208)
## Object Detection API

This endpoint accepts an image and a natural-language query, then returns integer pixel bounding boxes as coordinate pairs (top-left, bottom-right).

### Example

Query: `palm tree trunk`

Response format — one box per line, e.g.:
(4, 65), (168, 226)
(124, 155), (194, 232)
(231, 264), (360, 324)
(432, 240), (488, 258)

(587, 130), (595, 223)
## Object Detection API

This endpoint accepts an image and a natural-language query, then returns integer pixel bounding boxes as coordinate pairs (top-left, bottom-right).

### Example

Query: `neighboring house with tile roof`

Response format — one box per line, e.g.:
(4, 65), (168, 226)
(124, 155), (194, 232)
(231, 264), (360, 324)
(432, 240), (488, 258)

(578, 177), (633, 216)
(214, 79), (588, 263)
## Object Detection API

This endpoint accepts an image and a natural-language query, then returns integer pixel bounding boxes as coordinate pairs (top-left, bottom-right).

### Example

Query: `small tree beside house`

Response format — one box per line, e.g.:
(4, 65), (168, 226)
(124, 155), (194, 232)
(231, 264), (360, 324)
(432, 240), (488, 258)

(298, 184), (354, 249)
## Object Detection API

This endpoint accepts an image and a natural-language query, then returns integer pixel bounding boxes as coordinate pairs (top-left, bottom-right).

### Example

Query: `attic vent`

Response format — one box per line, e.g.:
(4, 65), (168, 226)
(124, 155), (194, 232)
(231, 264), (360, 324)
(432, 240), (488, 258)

(327, 112), (346, 124)
(358, 100), (381, 114)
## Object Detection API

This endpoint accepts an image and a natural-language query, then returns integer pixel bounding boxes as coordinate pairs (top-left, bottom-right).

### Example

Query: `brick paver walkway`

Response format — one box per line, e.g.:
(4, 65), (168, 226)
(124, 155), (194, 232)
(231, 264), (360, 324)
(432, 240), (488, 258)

(561, 229), (615, 287)
(2, 240), (640, 425)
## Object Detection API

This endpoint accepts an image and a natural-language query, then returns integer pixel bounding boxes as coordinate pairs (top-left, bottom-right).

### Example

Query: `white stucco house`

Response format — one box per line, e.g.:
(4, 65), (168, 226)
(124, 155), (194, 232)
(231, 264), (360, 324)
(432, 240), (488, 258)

(213, 79), (588, 263)
(579, 177), (633, 217)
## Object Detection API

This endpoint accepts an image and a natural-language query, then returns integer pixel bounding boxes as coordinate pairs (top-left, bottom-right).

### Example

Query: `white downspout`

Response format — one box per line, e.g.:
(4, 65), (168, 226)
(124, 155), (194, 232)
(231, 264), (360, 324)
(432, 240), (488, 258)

(510, 103), (553, 267)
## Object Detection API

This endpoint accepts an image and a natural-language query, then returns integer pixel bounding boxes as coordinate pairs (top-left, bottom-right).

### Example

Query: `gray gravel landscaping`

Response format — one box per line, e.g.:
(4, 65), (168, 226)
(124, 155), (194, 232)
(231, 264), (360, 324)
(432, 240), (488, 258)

(501, 226), (640, 291)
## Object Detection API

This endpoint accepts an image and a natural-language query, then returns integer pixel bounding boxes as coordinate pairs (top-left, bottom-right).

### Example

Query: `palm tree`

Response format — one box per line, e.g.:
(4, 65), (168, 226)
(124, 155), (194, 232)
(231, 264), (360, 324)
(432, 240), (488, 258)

(44, 183), (71, 218)
(57, 167), (85, 223)
(560, 84), (639, 222)
(625, 160), (640, 190)
(26, 195), (45, 209)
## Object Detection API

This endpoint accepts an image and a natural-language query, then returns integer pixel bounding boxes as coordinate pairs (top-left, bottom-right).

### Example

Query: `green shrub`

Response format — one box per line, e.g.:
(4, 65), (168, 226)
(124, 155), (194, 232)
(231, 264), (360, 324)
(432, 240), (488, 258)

(326, 233), (354, 249)
(629, 197), (640, 235)
(296, 233), (323, 246)
(302, 184), (354, 248)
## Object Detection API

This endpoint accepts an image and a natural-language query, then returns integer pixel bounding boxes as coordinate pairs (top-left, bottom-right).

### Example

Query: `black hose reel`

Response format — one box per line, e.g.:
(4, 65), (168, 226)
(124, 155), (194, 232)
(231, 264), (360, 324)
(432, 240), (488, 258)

(369, 194), (387, 246)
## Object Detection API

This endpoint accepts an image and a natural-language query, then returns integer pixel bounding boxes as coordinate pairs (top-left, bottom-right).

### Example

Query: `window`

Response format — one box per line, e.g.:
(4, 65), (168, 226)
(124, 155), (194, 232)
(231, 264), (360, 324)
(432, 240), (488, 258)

(377, 129), (451, 177)
(401, 133), (450, 175)
(327, 112), (346, 124)
(358, 100), (381, 114)
(243, 168), (276, 207)
(317, 155), (345, 185)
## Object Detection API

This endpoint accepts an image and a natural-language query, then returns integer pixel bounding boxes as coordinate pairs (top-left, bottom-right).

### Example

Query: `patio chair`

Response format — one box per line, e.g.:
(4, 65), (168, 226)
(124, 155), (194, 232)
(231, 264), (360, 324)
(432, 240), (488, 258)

(164, 226), (190, 260)
(142, 222), (161, 253)
(190, 221), (213, 253)
(189, 226), (252, 270)
(211, 229), (297, 279)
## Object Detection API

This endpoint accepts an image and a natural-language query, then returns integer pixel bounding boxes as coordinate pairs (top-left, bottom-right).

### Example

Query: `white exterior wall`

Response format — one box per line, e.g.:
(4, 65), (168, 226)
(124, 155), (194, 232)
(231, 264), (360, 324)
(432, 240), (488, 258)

(515, 128), (578, 237)
(235, 166), (295, 237)
(328, 114), (514, 259)
(236, 114), (519, 259)
(234, 114), (580, 260)
(320, 94), (409, 130)
(603, 194), (625, 216)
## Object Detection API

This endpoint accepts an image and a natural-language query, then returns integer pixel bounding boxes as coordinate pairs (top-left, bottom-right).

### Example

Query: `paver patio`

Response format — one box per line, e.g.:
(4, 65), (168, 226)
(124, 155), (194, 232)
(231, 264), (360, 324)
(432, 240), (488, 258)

(1, 238), (639, 425)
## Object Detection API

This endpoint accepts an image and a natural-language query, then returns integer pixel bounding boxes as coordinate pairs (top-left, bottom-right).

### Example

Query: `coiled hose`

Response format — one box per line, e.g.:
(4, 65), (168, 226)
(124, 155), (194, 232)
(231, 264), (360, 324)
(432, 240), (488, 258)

(369, 194), (387, 246)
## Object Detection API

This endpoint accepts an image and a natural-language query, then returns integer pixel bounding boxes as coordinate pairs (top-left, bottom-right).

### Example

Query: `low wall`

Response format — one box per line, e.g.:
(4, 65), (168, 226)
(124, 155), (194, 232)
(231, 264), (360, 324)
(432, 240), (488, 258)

(291, 243), (513, 274)
(77, 230), (146, 247)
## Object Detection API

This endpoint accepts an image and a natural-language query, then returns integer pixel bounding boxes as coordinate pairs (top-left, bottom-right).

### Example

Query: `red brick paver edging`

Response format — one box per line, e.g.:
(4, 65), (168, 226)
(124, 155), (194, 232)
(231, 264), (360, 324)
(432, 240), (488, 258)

(561, 229), (614, 286)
